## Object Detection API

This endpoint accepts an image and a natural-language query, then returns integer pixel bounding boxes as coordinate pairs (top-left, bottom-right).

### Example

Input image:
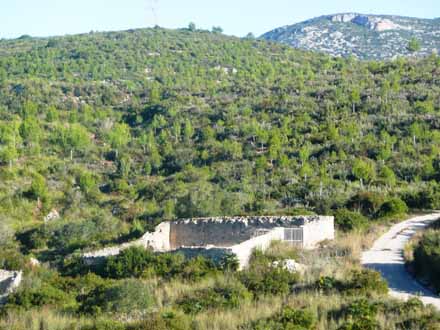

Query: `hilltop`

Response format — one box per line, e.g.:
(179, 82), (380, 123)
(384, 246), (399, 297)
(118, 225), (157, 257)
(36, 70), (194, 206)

(261, 13), (440, 60)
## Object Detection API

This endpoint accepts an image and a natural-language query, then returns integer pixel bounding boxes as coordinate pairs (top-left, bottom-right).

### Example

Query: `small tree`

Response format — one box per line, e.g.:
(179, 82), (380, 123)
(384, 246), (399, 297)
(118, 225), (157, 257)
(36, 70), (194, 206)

(377, 198), (408, 218)
(334, 209), (368, 232)
(352, 159), (375, 188)
(107, 123), (131, 150)
(407, 37), (421, 52)
(29, 173), (48, 202)
(188, 22), (196, 32)
(350, 88), (361, 113)
(379, 166), (396, 187)
(212, 26), (223, 34)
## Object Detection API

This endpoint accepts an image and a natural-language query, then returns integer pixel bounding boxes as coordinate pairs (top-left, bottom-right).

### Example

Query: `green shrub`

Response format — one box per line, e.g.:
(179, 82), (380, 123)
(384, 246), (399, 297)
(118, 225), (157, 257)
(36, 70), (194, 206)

(397, 314), (440, 330)
(402, 183), (440, 210)
(6, 283), (71, 310)
(240, 263), (299, 296)
(103, 247), (220, 281)
(244, 307), (316, 330)
(413, 230), (440, 293)
(0, 239), (26, 271)
(134, 310), (192, 330)
(79, 279), (155, 316)
(219, 254), (240, 272)
(345, 270), (388, 296)
(104, 247), (157, 278)
(338, 299), (379, 330)
(50, 216), (123, 252)
(179, 255), (217, 281)
(346, 192), (385, 216)
(338, 318), (378, 330)
(315, 276), (344, 293)
(334, 209), (368, 232)
(81, 320), (126, 330)
(18, 212), (125, 254)
(376, 198), (408, 218)
(279, 308), (316, 329)
(176, 279), (251, 314)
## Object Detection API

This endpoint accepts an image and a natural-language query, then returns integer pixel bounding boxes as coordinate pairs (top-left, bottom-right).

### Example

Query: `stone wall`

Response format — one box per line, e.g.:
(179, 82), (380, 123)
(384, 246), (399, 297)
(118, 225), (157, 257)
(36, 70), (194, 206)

(169, 216), (326, 249)
(170, 219), (254, 249)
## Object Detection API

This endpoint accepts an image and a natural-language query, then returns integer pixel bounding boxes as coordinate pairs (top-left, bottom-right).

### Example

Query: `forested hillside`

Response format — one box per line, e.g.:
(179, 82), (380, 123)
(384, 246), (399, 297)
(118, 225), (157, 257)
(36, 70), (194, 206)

(1, 28), (440, 233)
(1, 27), (440, 330)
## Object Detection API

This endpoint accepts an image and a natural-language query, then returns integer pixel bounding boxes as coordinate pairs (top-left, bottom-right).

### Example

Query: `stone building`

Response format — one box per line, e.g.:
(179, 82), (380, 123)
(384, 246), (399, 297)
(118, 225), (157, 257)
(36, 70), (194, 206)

(84, 215), (334, 268)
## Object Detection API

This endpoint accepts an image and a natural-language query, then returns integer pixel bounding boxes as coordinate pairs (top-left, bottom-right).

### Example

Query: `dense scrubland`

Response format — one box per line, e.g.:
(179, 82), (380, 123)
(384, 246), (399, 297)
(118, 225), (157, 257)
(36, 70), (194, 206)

(405, 219), (440, 294)
(1, 26), (440, 329)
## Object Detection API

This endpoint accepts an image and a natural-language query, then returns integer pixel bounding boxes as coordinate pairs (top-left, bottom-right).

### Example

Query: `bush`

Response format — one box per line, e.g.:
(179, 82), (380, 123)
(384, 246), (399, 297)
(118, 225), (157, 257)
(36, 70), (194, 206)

(18, 212), (125, 254)
(179, 255), (217, 281)
(397, 314), (440, 330)
(0, 240), (26, 271)
(402, 183), (440, 210)
(376, 198), (408, 218)
(6, 283), (71, 310)
(81, 320), (126, 330)
(50, 215), (123, 252)
(219, 253), (240, 272)
(240, 264), (299, 296)
(337, 299), (379, 330)
(346, 192), (385, 216)
(103, 247), (220, 280)
(244, 307), (316, 330)
(79, 279), (155, 316)
(334, 209), (368, 232)
(104, 247), (157, 279)
(176, 279), (251, 314)
(345, 270), (388, 296)
(315, 276), (344, 293)
(135, 310), (192, 330)
(413, 230), (440, 293)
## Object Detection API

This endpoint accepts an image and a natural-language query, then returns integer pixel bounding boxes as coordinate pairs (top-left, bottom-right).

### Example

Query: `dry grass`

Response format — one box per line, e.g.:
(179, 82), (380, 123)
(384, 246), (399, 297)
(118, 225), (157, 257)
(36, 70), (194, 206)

(0, 308), (92, 330)
(152, 275), (219, 308)
(193, 296), (283, 330)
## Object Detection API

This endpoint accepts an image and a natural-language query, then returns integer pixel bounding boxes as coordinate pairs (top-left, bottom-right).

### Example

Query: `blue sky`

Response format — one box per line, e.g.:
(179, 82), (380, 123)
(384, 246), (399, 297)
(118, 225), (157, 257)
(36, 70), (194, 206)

(1, 0), (439, 39)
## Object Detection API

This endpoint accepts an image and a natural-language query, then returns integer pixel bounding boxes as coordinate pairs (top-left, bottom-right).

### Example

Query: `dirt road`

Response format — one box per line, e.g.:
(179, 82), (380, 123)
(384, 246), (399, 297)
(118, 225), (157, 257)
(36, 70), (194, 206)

(361, 213), (440, 309)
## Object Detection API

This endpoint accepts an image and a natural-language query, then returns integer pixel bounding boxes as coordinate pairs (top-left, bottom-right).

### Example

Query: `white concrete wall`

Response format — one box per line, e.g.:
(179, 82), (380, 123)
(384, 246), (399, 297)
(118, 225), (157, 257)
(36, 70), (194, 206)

(83, 222), (171, 261)
(136, 222), (171, 251)
(302, 216), (334, 248)
(230, 228), (284, 269)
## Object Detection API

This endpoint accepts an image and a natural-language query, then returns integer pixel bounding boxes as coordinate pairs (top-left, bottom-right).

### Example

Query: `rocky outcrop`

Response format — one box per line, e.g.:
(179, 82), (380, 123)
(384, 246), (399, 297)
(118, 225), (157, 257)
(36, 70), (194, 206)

(272, 259), (307, 274)
(330, 13), (357, 23)
(44, 209), (60, 223)
(0, 270), (22, 304)
(329, 13), (404, 31)
(261, 13), (440, 60)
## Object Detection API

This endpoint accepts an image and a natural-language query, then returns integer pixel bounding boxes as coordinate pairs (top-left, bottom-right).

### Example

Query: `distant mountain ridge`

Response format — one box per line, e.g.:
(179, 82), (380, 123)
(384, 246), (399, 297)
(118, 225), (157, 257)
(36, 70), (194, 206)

(261, 13), (440, 60)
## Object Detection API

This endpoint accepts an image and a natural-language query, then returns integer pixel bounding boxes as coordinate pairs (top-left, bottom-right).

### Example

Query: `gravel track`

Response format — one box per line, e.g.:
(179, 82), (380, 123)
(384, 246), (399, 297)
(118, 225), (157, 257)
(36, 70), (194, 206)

(361, 213), (440, 310)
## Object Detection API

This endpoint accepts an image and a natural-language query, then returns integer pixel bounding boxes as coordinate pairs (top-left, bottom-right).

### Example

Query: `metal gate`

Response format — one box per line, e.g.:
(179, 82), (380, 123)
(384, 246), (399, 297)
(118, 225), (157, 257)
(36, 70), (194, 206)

(284, 227), (303, 244)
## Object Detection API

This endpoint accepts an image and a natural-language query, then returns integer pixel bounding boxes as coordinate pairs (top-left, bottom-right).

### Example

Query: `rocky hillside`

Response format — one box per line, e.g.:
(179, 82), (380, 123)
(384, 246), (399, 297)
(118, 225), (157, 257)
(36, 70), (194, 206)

(261, 13), (440, 60)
